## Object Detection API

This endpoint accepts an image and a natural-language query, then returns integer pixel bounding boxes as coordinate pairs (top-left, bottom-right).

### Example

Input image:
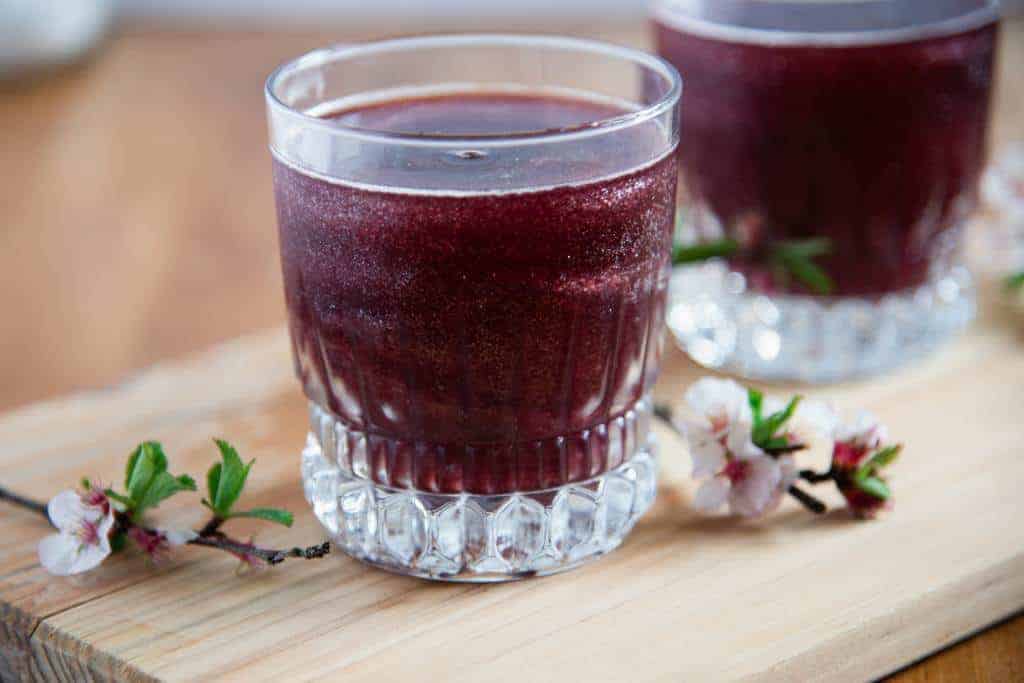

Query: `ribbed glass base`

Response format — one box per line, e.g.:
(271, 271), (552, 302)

(301, 434), (657, 581)
(667, 262), (975, 383)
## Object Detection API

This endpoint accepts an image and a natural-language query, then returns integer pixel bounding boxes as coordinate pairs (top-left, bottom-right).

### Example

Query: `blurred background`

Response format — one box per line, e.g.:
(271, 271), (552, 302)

(2, 0), (1021, 416)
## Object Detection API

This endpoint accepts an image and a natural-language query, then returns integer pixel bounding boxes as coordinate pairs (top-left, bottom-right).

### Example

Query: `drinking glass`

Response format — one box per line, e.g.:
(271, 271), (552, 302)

(266, 35), (681, 580)
(653, 0), (1000, 382)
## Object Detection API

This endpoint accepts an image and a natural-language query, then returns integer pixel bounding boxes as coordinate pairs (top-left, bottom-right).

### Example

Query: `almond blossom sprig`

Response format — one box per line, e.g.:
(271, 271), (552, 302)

(0, 440), (330, 576)
(658, 378), (902, 519)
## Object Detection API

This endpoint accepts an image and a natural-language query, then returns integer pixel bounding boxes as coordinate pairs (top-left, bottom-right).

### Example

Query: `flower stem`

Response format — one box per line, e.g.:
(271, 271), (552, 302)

(799, 469), (834, 484)
(188, 534), (330, 565)
(788, 485), (827, 514)
(199, 515), (226, 537)
(0, 485), (51, 524)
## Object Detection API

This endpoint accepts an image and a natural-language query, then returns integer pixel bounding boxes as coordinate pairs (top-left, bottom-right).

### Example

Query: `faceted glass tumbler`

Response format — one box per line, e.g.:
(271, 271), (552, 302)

(653, 0), (1000, 382)
(266, 35), (681, 580)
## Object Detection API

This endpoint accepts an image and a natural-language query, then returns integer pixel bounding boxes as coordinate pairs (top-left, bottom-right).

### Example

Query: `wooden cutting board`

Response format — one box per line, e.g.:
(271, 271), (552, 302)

(1, 277), (1022, 682)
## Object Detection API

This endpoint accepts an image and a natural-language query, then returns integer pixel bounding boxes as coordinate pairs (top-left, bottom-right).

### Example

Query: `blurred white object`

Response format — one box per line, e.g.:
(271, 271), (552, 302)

(0, 0), (114, 78)
(120, 0), (1022, 24)
(121, 0), (646, 26)
(981, 143), (1024, 273)
(983, 143), (1024, 221)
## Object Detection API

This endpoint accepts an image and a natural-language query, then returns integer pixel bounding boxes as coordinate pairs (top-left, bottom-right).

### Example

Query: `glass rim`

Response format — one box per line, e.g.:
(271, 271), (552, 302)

(264, 33), (682, 148)
(651, 0), (1000, 47)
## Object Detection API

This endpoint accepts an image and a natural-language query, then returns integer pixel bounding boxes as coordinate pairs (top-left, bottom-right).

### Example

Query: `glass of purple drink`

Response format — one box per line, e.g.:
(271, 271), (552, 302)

(653, 0), (999, 382)
(266, 35), (681, 580)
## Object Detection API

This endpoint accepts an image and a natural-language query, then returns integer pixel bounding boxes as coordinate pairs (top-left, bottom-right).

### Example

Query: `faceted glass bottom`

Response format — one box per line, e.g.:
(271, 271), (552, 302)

(667, 262), (975, 383)
(301, 434), (658, 582)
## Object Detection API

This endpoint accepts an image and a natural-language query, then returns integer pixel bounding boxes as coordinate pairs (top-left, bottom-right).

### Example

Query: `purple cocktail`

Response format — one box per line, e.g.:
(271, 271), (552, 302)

(267, 36), (681, 579)
(653, 0), (999, 381)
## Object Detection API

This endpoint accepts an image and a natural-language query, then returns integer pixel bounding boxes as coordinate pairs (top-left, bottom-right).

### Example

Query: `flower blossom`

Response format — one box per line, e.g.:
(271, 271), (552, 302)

(38, 487), (115, 576)
(682, 378), (797, 518)
(799, 403), (898, 518)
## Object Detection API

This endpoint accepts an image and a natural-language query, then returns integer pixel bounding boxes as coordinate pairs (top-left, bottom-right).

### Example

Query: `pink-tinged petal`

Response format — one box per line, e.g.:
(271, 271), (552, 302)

(46, 490), (84, 532)
(729, 456), (783, 518)
(70, 539), (111, 574)
(38, 533), (80, 576)
(832, 441), (868, 471)
(796, 400), (840, 440)
(95, 506), (115, 539)
(836, 411), (887, 450)
(163, 529), (197, 546)
(778, 455), (799, 489)
(726, 423), (763, 460)
(684, 378), (752, 426)
(759, 455), (798, 514)
(693, 476), (730, 514)
(689, 431), (727, 478)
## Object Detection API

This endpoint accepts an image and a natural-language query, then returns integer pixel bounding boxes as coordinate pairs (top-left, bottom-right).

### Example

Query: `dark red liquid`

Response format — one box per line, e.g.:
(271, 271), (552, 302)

(274, 93), (677, 493)
(655, 19), (997, 296)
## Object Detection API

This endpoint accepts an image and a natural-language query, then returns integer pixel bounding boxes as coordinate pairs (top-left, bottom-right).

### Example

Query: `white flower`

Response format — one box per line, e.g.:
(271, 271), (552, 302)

(38, 489), (115, 576)
(683, 378), (752, 433)
(681, 379), (809, 518)
(693, 451), (797, 518)
(688, 418), (761, 479)
(794, 399), (840, 439)
(795, 401), (887, 449)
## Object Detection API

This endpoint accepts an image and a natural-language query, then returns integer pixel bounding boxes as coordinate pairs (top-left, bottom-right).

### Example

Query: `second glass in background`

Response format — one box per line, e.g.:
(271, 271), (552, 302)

(653, 0), (1000, 382)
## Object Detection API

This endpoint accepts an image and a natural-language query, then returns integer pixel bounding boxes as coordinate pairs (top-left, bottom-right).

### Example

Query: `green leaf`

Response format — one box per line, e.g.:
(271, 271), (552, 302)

(104, 488), (134, 508)
(672, 239), (740, 265)
(134, 472), (197, 515)
(773, 250), (834, 296)
(206, 462), (222, 504)
(229, 507), (294, 527)
(775, 237), (833, 259)
(747, 388), (764, 426)
(855, 444), (902, 481)
(210, 439), (254, 516)
(1005, 272), (1024, 291)
(126, 442), (169, 505)
(125, 446), (141, 490)
(761, 436), (790, 451)
(752, 395), (801, 447)
(854, 476), (891, 500)
(867, 444), (902, 470)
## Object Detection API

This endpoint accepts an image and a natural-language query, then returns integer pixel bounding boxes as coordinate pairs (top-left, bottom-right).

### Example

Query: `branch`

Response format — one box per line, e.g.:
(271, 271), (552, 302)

(787, 485), (827, 514)
(198, 516), (225, 537)
(800, 469), (834, 484)
(0, 485), (51, 524)
(187, 534), (330, 565)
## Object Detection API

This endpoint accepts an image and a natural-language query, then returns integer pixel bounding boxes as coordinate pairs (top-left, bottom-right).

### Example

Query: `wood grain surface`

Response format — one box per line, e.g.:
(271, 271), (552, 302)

(1, 21), (1023, 683)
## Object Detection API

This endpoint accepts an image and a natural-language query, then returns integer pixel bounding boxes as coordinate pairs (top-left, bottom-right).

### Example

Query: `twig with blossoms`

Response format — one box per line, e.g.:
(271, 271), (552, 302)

(0, 439), (329, 576)
(657, 378), (902, 519)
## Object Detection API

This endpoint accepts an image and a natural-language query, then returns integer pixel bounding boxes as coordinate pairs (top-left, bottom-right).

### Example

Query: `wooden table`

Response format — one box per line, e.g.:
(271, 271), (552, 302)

(1, 22), (1022, 682)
